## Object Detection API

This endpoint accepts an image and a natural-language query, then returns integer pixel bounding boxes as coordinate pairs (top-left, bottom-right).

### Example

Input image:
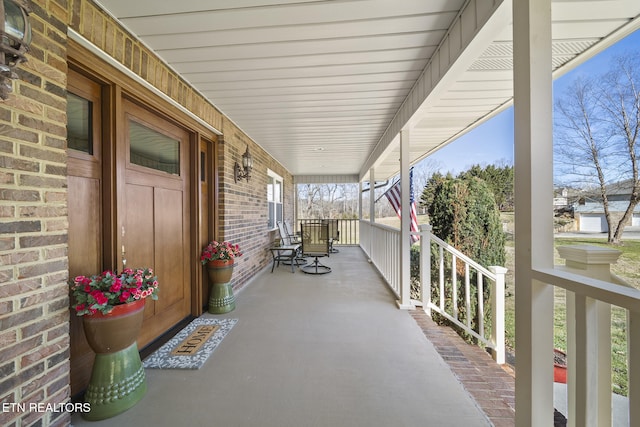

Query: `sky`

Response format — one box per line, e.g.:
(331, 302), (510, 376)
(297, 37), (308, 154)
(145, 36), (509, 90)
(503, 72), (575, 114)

(421, 28), (640, 176)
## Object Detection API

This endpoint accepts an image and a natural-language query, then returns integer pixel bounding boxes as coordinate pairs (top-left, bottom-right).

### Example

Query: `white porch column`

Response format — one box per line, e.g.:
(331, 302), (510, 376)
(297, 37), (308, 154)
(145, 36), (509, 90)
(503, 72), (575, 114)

(398, 129), (412, 309)
(358, 181), (363, 220)
(369, 167), (375, 224)
(369, 168), (376, 259)
(513, 0), (555, 425)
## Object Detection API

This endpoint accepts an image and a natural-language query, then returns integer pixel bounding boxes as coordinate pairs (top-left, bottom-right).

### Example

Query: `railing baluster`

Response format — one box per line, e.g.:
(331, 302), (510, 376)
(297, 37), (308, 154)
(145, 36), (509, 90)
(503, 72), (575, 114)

(478, 273), (484, 338)
(597, 301), (612, 427)
(420, 225), (431, 314)
(490, 266), (506, 364)
(452, 255), (458, 319)
(630, 310), (640, 427)
(439, 246), (445, 311)
(465, 263), (471, 330)
(572, 293), (590, 427)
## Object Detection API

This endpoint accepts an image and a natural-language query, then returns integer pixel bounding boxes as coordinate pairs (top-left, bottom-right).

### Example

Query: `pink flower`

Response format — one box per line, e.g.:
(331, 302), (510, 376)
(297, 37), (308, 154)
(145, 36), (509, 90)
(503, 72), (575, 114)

(70, 267), (158, 316)
(200, 240), (243, 264)
(119, 291), (131, 303)
(109, 278), (122, 293)
(90, 290), (108, 305)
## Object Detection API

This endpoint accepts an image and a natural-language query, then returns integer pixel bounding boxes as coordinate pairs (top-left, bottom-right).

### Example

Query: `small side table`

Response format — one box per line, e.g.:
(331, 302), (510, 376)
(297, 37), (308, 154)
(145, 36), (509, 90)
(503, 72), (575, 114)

(269, 244), (301, 273)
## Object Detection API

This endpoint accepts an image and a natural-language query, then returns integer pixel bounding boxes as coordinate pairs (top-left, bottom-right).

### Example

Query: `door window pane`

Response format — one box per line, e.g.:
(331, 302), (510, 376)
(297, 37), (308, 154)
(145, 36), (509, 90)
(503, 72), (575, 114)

(129, 120), (180, 175)
(67, 93), (93, 154)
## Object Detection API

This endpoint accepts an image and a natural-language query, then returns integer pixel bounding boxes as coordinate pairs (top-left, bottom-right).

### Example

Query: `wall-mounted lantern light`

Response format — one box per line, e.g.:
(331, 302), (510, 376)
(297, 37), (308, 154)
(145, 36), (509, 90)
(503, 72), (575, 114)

(234, 145), (253, 183)
(0, 0), (32, 100)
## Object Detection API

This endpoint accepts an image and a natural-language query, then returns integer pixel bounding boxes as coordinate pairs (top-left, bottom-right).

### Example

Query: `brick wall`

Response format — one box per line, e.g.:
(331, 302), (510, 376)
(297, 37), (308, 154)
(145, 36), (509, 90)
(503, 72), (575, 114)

(1, 1), (295, 425)
(0, 1), (72, 426)
(218, 120), (294, 291)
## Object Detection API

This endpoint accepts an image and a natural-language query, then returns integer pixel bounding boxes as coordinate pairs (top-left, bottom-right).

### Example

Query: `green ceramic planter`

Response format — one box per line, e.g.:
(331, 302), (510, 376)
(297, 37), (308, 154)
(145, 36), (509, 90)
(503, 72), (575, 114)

(208, 282), (236, 314)
(207, 260), (236, 314)
(82, 299), (147, 420)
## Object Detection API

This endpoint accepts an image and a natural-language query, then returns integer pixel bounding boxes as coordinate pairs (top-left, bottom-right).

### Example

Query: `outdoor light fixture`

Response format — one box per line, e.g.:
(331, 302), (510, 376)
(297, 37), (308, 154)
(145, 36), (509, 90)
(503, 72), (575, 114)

(234, 145), (253, 183)
(0, 0), (31, 100)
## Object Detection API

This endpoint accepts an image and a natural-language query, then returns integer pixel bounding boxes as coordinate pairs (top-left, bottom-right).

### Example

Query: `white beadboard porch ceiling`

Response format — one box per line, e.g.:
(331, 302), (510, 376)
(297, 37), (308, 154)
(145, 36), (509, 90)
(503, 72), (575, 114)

(94, 0), (640, 182)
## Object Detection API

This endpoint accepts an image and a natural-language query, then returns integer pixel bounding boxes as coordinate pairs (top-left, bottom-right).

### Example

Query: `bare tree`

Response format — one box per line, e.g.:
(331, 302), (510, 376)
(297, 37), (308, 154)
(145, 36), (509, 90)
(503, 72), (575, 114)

(297, 183), (359, 219)
(554, 52), (640, 243)
(323, 184), (342, 218)
(299, 184), (322, 218)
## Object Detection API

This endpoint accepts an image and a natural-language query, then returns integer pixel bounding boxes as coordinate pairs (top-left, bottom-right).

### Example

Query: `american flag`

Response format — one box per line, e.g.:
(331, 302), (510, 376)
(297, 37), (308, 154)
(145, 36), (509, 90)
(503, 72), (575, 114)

(383, 168), (420, 243)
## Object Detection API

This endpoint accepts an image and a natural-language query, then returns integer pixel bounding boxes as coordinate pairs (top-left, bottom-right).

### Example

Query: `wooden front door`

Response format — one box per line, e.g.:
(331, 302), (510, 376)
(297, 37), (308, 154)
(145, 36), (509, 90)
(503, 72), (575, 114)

(120, 98), (192, 347)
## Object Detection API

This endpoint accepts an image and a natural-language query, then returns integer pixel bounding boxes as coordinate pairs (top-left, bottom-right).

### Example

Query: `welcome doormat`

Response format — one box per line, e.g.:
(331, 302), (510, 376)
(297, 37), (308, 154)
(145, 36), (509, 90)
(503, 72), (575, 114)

(143, 317), (237, 369)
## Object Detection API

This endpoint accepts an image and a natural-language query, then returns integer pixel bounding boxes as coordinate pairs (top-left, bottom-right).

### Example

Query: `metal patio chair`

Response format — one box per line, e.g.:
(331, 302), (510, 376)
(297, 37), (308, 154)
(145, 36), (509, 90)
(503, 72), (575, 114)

(273, 221), (305, 271)
(300, 222), (331, 274)
(322, 219), (340, 253)
(283, 220), (301, 244)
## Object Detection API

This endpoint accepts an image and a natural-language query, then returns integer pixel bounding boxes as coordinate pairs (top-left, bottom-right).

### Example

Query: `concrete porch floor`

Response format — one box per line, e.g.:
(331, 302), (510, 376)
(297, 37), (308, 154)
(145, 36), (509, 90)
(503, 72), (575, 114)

(71, 247), (508, 427)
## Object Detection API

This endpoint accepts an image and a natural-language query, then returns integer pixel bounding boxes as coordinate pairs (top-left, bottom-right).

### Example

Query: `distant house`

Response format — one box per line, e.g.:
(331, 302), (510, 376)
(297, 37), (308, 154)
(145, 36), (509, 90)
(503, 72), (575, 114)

(574, 180), (640, 232)
(553, 188), (569, 210)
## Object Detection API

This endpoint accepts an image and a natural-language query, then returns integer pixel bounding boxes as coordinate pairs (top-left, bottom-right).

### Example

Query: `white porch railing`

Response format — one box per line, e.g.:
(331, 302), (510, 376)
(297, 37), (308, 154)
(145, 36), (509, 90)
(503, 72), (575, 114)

(360, 220), (402, 297)
(418, 224), (507, 364)
(540, 245), (640, 427)
(359, 220), (507, 364)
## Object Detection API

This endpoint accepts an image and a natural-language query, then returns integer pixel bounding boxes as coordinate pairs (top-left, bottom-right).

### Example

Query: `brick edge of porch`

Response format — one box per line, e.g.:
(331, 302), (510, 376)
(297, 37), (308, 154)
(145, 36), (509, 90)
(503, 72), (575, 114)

(409, 310), (516, 427)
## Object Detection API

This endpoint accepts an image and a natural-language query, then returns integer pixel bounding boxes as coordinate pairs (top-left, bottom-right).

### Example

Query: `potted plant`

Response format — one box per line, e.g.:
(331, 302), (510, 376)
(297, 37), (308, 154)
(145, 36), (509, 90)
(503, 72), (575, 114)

(554, 348), (567, 383)
(70, 268), (158, 420)
(201, 240), (243, 313)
